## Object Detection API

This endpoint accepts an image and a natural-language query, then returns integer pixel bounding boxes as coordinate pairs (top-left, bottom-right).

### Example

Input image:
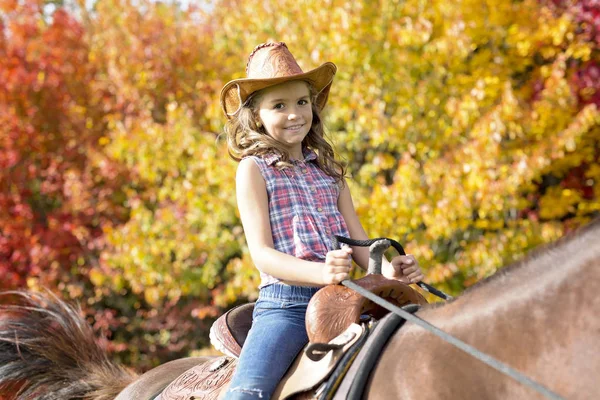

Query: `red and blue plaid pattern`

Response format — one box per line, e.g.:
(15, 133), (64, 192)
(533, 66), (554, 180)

(247, 149), (350, 287)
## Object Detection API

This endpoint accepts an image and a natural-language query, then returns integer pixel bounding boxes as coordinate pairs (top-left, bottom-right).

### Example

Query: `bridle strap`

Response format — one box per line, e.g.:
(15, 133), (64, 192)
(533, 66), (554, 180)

(332, 235), (453, 301)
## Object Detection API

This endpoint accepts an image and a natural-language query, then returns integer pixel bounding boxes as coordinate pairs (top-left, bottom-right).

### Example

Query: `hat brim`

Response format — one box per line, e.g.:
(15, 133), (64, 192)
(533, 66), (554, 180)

(220, 62), (337, 118)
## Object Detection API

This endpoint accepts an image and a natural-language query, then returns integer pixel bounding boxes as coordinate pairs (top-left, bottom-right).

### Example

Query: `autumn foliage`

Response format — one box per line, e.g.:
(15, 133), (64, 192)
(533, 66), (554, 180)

(1, 0), (598, 370)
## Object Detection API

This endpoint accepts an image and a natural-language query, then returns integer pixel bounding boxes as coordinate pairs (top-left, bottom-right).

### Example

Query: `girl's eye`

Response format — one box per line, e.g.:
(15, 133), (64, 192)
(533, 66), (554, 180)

(298, 99), (309, 106)
(273, 103), (284, 109)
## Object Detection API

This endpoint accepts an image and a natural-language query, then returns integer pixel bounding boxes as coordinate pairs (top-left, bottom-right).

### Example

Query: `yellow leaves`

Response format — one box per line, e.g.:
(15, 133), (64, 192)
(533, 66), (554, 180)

(539, 187), (582, 220)
(544, 13), (573, 47)
(539, 222), (564, 243)
(339, 0), (595, 298)
(427, 263), (458, 286)
(516, 37), (535, 58)
(587, 162), (600, 181)
(215, 252), (260, 307)
(566, 41), (592, 62)
(389, 16), (433, 47)
(144, 286), (161, 306)
(546, 16), (572, 47)
(528, 104), (599, 184)
(453, 220), (564, 287)
(89, 268), (106, 286)
(372, 152), (396, 170)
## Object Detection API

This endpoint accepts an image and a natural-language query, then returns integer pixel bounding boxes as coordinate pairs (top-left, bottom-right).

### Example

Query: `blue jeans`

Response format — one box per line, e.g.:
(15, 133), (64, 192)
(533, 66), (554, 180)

(224, 283), (320, 399)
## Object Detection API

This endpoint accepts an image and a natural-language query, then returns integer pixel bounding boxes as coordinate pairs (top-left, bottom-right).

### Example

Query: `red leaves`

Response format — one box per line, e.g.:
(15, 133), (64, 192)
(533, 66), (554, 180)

(0, 0), (120, 293)
(572, 61), (600, 106)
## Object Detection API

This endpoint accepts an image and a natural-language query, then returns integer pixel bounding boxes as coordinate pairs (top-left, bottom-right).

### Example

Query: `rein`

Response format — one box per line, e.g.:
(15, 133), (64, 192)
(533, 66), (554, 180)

(333, 235), (566, 400)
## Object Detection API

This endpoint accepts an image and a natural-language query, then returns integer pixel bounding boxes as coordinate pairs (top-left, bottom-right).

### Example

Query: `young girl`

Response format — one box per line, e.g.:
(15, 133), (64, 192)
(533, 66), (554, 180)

(220, 41), (424, 400)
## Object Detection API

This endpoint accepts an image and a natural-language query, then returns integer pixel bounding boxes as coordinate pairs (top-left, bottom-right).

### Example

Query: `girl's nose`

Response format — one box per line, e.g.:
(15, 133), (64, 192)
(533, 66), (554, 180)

(287, 104), (303, 119)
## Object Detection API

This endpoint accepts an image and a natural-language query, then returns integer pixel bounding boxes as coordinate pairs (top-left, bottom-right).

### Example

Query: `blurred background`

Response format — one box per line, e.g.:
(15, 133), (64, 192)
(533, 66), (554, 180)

(1, 0), (598, 371)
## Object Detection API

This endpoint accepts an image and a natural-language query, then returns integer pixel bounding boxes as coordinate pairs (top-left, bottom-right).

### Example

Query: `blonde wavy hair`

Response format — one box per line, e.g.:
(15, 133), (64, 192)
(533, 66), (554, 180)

(225, 82), (346, 183)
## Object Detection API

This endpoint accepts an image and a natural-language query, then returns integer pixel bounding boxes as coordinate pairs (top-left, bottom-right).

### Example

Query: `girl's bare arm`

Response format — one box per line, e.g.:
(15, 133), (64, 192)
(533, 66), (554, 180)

(236, 158), (350, 286)
(337, 180), (375, 270)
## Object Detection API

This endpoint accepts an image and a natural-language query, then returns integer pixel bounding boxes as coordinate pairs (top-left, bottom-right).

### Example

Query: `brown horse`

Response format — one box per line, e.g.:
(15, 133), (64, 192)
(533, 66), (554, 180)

(1, 217), (599, 399)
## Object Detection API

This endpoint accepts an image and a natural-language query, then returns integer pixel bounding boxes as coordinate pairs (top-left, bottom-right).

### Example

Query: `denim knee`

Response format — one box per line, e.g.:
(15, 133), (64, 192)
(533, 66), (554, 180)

(225, 386), (267, 399)
(223, 284), (320, 400)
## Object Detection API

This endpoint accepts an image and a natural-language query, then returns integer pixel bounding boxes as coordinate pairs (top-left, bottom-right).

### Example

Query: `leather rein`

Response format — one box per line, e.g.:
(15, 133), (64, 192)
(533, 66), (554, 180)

(332, 235), (565, 400)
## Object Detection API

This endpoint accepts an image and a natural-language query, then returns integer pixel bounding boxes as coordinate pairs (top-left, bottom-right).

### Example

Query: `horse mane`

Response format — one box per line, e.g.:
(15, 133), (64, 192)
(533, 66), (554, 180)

(432, 217), (600, 323)
(0, 290), (137, 400)
(468, 217), (600, 291)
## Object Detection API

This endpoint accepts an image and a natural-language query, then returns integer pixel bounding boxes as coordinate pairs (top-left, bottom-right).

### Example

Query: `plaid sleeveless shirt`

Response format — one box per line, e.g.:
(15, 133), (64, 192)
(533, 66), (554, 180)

(246, 149), (350, 288)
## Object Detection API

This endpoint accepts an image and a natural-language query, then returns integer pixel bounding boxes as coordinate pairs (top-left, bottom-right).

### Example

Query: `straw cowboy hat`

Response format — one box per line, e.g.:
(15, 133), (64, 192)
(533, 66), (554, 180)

(220, 42), (337, 118)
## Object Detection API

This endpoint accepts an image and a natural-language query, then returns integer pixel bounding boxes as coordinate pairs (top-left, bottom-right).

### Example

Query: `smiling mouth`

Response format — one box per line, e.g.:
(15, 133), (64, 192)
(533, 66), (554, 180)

(285, 124), (304, 130)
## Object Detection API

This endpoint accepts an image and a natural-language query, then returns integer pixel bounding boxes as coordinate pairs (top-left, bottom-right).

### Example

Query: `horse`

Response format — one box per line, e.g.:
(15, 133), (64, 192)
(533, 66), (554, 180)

(1, 217), (599, 400)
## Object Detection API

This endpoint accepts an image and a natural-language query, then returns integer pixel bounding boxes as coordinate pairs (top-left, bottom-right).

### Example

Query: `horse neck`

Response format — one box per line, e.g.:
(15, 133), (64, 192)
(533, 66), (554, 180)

(422, 218), (600, 331)
(369, 220), (600, 399)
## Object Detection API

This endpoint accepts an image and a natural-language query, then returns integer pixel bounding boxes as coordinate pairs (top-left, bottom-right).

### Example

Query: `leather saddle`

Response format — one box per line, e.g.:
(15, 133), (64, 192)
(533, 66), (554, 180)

(209, 302), (255, 358)
(159, 275), (427, 400)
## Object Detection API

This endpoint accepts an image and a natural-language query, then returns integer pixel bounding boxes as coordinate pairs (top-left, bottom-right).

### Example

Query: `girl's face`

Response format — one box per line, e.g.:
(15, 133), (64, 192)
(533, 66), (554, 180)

(257, 80), (313, 159)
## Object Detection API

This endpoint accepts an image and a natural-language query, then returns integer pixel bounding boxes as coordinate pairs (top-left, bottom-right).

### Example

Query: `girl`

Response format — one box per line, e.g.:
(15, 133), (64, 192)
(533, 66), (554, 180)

(220, 41), (424, 400)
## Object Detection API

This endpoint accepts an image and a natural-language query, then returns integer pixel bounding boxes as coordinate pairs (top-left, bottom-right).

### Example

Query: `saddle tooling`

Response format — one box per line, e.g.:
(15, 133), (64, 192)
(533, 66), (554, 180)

(157, 274), (427, 400)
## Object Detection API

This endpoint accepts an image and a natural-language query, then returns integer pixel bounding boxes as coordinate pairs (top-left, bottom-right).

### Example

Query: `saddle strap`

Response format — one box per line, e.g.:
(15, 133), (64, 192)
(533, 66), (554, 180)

(313, 322), (372, 399)
(329, 305), (420, 400)
(274, 323), (367, 399)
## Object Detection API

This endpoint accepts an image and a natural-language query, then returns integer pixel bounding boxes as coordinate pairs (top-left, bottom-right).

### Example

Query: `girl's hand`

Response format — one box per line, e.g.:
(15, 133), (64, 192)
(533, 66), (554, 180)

(322, 247), (353, 285)
(383, 255), (424, 284)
